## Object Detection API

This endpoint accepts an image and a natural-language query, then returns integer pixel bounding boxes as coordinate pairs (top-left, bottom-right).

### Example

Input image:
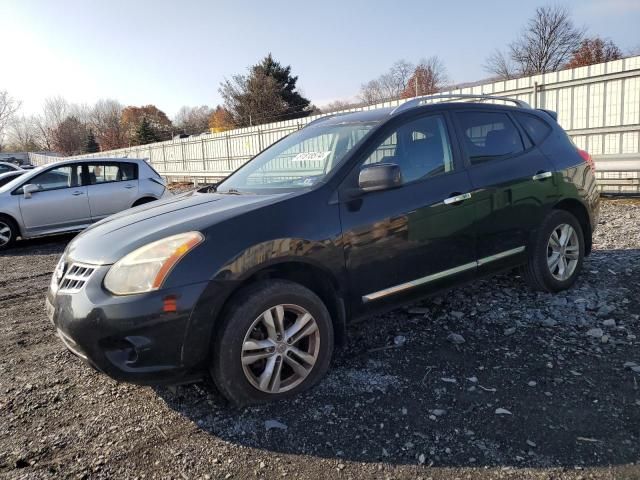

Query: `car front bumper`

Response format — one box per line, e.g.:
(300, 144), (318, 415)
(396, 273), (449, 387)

(46, 264), (228, 385)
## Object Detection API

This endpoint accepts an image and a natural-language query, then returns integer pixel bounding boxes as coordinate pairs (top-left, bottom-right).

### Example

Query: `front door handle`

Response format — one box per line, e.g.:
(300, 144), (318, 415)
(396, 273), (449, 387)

(71, 191), (84, 196)
(443, 192), (472, 205)
(532, 171), (552, 181)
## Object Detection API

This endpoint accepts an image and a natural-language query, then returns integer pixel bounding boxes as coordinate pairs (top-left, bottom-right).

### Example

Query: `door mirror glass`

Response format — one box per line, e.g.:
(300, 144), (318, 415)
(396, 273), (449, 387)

(22, 183), (40, 198)
(358, 163), (402, 192)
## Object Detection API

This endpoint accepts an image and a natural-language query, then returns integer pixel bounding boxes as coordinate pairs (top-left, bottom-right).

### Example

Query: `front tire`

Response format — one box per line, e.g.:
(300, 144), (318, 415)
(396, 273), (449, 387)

(0, 216), (18, 251)
(522, 210), (585, 292)
(211, 280), (334, 406)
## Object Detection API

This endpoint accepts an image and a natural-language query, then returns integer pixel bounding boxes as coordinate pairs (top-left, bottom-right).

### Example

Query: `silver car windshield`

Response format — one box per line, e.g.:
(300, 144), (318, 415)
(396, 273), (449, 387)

(217, 121), (378, 193)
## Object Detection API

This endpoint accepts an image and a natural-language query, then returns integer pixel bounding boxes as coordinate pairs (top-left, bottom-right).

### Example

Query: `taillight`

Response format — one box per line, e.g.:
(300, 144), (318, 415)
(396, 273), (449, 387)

(577, 149), (595, 172)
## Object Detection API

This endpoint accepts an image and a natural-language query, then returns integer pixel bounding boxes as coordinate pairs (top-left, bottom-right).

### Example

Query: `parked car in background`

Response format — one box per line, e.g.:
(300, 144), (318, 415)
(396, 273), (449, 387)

(0, 161), (23, 175)
(46, 95), (599, 405)
(0, 158), (170, 249)
(0, 170), (27, 188)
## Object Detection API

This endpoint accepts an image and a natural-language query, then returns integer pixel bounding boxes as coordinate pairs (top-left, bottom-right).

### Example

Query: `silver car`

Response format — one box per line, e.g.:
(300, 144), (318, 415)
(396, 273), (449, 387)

(0, 161), (23, 175)
(0, 158), (171, 249)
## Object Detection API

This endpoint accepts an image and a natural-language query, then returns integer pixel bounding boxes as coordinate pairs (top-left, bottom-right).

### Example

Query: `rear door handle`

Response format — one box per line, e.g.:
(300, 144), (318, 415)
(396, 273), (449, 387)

(124, 185), (135, 189)
(532, 171), (552, 181)
(71, 191), (84, 196)
(444, 192), (472, 205)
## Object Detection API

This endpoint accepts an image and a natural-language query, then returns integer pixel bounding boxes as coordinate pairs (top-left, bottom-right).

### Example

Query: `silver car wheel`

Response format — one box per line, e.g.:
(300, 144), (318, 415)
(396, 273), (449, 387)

(0, 221), (12, 247)
(547, 223), (579, 281)
(241, 304), (320, 394)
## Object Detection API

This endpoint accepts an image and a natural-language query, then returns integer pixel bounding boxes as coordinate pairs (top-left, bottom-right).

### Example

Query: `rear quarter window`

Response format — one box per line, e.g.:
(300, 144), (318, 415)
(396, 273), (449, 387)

(513, 112), (552, 145)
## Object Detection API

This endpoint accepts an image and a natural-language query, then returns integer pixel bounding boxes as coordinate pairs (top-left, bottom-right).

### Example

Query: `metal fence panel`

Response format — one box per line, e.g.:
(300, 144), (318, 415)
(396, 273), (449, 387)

(28, 56), (640, 192)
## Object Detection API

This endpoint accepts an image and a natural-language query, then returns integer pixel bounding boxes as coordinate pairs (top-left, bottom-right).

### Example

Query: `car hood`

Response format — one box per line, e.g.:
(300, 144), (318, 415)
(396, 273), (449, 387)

(66, 190), (293, 265)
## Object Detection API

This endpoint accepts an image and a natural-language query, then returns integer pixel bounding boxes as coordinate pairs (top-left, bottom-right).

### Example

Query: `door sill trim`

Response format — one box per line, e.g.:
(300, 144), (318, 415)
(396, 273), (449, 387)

(361, 246), (525, 303)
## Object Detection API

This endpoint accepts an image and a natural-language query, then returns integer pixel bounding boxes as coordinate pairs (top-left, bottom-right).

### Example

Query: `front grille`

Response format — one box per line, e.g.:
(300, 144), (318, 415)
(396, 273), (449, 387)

(57, 263), (96, 293)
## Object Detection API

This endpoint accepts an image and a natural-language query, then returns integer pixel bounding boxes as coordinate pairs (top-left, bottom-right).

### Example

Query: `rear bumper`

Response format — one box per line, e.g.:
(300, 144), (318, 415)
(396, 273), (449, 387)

(46, 266), (228, 385)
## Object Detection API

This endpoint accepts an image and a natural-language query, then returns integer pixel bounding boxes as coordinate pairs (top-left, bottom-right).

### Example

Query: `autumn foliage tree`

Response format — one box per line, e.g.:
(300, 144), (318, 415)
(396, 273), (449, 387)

(52, 116), (86, 155)
(121, 105), (172, 145)
(401, 57), (448, 98)
(208, 106), (235, 132)
(565, 37), (622, 68)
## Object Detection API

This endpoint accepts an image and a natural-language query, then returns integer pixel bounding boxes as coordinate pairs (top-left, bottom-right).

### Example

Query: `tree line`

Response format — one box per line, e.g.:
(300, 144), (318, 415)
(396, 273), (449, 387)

(0, 5), (636, 155)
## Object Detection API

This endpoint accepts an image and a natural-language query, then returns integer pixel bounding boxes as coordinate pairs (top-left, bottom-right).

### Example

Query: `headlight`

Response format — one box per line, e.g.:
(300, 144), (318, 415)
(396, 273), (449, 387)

(104, 232), (204, 295)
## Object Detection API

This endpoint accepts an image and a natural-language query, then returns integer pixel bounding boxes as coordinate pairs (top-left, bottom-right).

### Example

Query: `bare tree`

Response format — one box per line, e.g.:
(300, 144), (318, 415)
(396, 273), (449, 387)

(32, 96), (70, 151)
(320, 99), (358, 113)
(510, 5), (584, 75)
(7, 115), (41, 151)
(90, 99), (125, 150)
(0, 90), (22, 151)
(359, 59), (416, 103)
(484, 49), (518, 79)
(485, 6), (584, 79)
(173, 105), (214, 134)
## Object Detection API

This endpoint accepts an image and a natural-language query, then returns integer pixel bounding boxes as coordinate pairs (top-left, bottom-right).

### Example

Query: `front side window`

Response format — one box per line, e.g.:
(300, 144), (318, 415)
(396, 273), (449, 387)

(31, 165), (81, 191)
(217, 121), (378, 193)
(87, 163), (137, 184)
(455, 111), (525, 164)
(362, 114), (454, 183)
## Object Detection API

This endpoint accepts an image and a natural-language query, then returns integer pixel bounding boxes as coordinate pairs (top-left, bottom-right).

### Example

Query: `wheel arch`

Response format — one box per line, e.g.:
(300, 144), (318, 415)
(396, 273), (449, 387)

(552, 198), (592, 255)
(131, 196), (158, 207)
(219, 258), (347, 348)
(0, 212), (23, 237)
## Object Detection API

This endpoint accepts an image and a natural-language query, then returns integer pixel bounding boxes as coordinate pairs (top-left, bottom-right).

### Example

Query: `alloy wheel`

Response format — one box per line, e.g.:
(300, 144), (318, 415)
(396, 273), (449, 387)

(241, 304), (320, 394)
(0, 221), (11, 247)
(546, 223), (579, 281)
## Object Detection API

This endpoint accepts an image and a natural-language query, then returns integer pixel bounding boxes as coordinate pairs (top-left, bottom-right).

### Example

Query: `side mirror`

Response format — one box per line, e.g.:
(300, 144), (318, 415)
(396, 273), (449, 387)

(22, 184), (39, 199)
(358, 163), (402, 192)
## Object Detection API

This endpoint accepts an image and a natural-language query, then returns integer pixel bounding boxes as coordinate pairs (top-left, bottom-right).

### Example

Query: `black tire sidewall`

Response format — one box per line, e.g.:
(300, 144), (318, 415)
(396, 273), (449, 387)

(533, 210), (585, 292)
(211, 280), (334, 406)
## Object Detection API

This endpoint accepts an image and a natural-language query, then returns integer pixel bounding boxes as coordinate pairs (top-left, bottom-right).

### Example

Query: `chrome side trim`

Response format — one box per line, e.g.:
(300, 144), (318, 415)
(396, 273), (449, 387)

(476, 246), (526, 266)
(362, 261), (476, 303)
(362, 246), (526, 303)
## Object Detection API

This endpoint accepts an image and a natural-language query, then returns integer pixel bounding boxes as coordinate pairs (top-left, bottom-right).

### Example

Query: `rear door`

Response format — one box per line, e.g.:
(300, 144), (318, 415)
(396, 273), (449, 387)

(452, 109), (558, 273)
(85, 162), (139, 220)
(340, 112), (477, 313)
(18, 164), (91, 235)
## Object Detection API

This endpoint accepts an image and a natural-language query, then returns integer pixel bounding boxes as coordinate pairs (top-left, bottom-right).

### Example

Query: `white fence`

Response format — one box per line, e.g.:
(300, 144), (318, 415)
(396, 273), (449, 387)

(30, 56), (640, 193)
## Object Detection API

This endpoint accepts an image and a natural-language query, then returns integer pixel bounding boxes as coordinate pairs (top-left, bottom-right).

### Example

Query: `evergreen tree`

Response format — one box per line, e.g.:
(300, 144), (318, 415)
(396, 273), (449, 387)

(84, 128), (100, 153)
(135, 117), (159, 145)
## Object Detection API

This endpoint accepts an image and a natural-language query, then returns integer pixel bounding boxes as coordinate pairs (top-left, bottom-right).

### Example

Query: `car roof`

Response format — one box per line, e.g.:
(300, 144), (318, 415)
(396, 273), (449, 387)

(313, 101), (531, 127)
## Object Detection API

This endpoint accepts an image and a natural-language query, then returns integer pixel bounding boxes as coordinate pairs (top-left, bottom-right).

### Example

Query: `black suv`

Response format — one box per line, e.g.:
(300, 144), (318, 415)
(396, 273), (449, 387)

(47, 95), (599, 405)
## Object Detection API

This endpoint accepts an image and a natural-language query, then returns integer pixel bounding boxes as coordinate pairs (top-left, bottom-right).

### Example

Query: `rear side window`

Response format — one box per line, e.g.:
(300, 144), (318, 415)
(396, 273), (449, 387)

(513, 112), (552, 145)
(455, 111), (525, 165)
(87, 163), (137, 184)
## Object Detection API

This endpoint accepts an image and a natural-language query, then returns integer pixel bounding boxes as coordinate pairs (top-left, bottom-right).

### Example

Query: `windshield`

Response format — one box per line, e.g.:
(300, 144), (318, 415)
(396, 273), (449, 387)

(0, 166), (44, 193)
(217, 121), (377, 193)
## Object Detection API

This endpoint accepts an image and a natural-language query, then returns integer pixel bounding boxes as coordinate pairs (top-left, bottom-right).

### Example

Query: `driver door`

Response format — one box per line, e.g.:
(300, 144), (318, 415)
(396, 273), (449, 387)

(339, 113), (477, 313)
(18, 164), (91, 236)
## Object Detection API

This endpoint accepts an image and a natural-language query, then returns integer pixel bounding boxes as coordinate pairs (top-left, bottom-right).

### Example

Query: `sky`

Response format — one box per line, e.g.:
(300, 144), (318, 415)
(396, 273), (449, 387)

(1, 0), (639, 118)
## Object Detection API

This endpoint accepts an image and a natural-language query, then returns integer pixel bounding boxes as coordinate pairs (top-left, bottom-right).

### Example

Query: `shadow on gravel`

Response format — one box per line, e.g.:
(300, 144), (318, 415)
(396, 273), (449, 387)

(156, 249), (640, 469)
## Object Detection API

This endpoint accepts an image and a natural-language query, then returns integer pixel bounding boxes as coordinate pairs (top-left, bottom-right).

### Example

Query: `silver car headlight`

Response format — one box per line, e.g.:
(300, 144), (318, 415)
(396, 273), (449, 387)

(104, 232), (204, 295)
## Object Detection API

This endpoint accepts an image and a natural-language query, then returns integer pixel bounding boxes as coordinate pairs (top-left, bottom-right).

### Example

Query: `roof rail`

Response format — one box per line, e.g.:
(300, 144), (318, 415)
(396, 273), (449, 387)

(390, 94), (531, 115)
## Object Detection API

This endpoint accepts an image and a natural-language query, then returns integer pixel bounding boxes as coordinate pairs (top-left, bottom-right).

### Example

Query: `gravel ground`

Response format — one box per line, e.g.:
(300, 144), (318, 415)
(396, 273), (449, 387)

(1, 198), (639, 480)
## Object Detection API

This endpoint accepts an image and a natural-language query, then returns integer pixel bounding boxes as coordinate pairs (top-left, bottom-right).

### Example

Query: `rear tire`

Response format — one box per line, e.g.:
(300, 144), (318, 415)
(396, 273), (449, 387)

(522, 210), (584, 292)
(0, 215), (18, 251)
(210, 280), (334, 406)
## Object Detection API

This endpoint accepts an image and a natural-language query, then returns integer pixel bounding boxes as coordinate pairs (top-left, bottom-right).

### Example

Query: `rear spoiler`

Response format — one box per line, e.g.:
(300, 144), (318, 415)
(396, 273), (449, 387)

(537, 109), (558, 122)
